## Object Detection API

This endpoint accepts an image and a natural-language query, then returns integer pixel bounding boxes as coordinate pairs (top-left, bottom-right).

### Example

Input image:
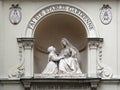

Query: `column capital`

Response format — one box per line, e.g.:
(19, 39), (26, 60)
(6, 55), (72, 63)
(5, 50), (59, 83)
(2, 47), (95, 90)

(88, 38), (103, 49)
(17, 37), (35, 50)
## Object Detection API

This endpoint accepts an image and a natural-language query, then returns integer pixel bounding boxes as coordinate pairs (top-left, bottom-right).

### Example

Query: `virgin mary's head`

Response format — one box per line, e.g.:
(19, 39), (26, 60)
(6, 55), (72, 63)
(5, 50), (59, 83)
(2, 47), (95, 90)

(61, 38), (70, 48)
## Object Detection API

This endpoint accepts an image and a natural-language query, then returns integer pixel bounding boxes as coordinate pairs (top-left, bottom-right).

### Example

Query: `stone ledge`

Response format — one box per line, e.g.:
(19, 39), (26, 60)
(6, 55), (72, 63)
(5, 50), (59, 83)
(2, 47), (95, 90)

(34, 73), (86, 79)
(20, 77), (101, 83)
(88, 38), (103, 42)
(1, 77), (120, 84)
(101, 78), (120, 83)
(0, 78), (20, 84)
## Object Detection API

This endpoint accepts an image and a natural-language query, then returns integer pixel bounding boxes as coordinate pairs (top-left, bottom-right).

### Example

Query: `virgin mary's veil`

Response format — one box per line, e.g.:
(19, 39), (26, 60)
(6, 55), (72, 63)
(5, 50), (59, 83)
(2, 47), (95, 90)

(61, 38), (81, 62)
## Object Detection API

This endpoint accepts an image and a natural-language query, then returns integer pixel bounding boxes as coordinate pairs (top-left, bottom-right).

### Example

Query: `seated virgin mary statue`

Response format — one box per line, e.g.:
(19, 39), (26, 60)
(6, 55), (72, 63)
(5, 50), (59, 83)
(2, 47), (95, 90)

(58, 38), (82, 74)
(41, 38), (82, 75)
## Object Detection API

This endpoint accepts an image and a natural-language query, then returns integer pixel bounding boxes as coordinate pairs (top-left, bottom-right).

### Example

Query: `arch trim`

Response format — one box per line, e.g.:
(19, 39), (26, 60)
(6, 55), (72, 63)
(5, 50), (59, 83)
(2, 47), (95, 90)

(25, 4), (98, 37)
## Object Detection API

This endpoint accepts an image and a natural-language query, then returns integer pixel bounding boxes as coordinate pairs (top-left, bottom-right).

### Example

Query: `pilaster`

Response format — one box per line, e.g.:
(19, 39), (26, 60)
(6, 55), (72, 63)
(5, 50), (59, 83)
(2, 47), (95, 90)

(17, 38), (34, 77)
(88, 38), (103, 77)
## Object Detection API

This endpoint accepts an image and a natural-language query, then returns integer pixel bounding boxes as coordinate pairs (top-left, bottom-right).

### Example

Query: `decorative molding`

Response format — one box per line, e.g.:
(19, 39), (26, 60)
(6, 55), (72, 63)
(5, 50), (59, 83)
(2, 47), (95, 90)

(8, 38), (34, 78)
(8, 38), (24, 78)
(88, 38), (113, 78)
(100, 4), (112, 25)
(22, 80), (31, 90)
(88, 38), (103, 49)
(97, 43), (113, 79)
(17, 38), (34, 50)
(97, 41), (113, 79)
(87, 38), (103, 77)
(91, 82), (98, 90)
(21, 78), (100, 90)
(17, 38), (34, 77)
(0, 79), (21, 84)
(27, 4), (94, 31)
(26, 4), (96, 37)
(9, 4), (22, 25)
(8, 61), (24, 78)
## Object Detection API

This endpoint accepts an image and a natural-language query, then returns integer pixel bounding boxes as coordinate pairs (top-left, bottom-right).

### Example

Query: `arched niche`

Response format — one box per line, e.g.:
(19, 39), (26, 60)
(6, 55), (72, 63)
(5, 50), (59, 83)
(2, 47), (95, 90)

(19, 4), (101, 77)
(34, 13), (88, 74)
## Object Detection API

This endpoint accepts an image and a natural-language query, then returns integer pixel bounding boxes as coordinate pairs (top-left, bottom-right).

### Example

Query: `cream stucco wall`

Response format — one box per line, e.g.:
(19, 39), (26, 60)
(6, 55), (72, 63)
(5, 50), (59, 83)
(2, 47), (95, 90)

(0, 81), (24, 90)
(118, 0), (120, 77)
(0, 0), (118, 77)
(0, 1), (4, 76)
(0, 0), (120, 90)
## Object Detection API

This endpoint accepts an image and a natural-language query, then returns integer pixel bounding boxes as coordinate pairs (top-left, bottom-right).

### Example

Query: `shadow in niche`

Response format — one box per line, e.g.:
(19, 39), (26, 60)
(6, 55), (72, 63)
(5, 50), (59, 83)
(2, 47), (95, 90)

(33, 12), (88, 75)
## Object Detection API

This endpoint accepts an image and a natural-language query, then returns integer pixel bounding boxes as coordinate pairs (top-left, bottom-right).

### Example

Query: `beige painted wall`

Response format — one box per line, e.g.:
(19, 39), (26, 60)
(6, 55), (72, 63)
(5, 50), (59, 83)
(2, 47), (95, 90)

(0, 1), (4, 76)
(0, 82), (24, 90)
(0, 0), (118, 77)
(0, 0), (120, 90)
(118, 0), (120, 77)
